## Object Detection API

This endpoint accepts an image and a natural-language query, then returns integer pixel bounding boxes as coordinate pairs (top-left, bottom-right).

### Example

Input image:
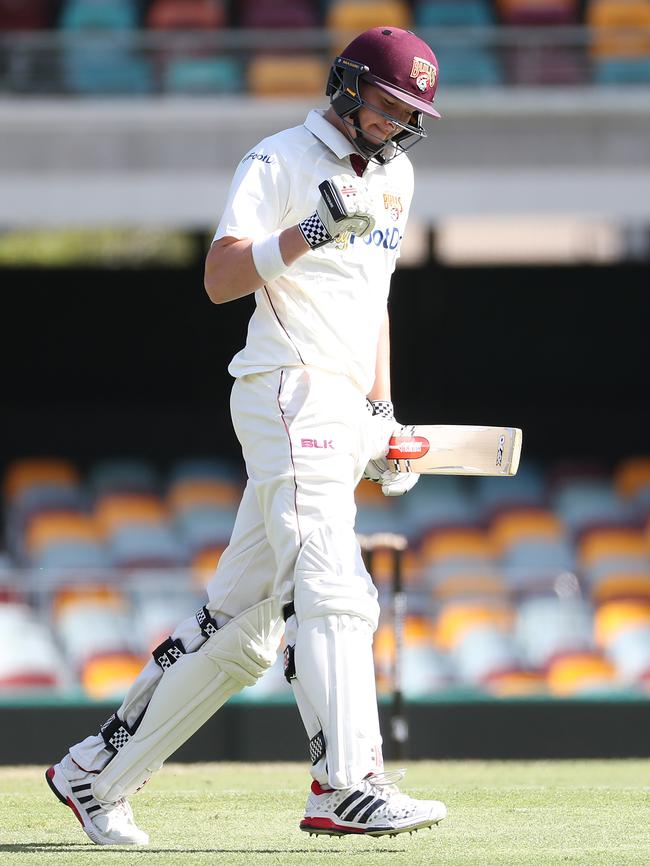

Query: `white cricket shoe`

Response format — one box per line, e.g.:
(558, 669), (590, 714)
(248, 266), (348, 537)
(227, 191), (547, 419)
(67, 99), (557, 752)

(46, 755), (149, 845)
(300, 770), (447, 837)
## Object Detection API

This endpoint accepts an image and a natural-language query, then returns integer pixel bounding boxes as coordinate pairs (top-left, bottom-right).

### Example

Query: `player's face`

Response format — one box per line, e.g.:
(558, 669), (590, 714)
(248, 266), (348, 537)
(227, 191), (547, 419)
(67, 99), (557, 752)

(355, 82), (415, 144)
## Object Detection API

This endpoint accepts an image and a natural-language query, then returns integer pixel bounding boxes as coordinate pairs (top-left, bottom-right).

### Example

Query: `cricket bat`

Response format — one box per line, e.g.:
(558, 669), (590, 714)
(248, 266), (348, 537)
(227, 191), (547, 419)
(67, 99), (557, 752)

(386, 425), (522, 476)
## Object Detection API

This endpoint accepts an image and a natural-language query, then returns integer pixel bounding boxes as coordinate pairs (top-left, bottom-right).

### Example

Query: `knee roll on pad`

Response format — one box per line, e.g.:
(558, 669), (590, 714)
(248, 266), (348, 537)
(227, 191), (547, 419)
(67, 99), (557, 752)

(91, 598), (283, 803)
(293, 522), (379, 630)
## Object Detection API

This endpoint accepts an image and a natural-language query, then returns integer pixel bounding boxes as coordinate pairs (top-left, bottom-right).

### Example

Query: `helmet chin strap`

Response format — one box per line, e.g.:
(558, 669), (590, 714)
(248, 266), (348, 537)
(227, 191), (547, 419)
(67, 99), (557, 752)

(343, 112), (388, 164)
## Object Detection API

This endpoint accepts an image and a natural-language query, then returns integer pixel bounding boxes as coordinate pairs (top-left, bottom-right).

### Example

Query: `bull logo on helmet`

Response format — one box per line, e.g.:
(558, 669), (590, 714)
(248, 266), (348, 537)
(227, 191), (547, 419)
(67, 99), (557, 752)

(410, 56), (436, 92)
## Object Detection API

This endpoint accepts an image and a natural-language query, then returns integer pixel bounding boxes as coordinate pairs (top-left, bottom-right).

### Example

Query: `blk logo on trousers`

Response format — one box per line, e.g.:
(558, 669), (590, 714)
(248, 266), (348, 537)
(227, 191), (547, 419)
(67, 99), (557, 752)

(300, 438), (334, 449)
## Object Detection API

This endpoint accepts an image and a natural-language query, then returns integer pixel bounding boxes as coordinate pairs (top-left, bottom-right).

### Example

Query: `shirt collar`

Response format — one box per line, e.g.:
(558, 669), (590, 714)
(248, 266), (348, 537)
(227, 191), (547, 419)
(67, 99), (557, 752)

(304, 109), (358, 160)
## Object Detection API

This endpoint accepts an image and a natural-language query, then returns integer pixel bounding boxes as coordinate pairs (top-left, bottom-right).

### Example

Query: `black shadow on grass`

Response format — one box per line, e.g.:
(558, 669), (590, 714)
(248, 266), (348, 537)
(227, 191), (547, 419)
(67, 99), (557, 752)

(0, 844), (404, 854)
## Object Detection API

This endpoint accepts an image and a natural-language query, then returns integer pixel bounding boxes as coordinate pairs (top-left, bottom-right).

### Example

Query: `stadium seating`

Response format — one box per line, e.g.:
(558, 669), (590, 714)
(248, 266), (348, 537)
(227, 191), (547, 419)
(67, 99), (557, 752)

(145, 0), (241, 94)
(59, 0), (153, 94)
(496, 0), (587, 85)
(237, 0), (319, 29)
(0, 0), (52, 29)
(413, 1), (503, 86)
(586, 0), (650, 83)
(247, 54), (327, 96)
(3, 454), (650, 699)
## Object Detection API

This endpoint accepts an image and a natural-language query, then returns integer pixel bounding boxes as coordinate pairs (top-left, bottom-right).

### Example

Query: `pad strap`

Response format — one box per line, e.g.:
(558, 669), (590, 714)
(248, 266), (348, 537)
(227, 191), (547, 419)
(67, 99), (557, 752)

(196, 606), (219, 639)
(152, 637), (185, 671)
(309, 730), (326, 765)
(99, 713), (134, 756)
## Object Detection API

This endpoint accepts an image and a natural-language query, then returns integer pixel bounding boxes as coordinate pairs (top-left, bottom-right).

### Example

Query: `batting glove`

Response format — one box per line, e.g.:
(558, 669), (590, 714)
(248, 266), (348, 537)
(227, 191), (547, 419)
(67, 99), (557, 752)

(363, 400), (420, 497)
(299, 174), (375, 249)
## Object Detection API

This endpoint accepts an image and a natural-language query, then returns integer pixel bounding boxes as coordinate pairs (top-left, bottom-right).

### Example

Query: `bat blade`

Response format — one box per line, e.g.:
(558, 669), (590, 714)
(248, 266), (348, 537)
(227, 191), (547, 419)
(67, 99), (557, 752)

(386, 425), (523, 476)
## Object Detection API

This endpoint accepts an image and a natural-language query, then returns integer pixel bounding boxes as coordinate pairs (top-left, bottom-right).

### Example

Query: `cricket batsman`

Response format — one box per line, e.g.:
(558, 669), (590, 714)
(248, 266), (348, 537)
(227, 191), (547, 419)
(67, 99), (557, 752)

(46, 26), (448, 843)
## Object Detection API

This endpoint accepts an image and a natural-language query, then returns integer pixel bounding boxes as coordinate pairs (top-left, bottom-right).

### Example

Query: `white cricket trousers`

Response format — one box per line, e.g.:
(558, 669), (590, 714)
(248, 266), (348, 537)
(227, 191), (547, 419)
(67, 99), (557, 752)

(207, 366), (378, 619)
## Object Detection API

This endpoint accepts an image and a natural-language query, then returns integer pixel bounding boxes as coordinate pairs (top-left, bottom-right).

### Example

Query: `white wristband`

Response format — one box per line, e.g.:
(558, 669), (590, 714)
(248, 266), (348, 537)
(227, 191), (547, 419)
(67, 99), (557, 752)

(251, 230), (286, 284)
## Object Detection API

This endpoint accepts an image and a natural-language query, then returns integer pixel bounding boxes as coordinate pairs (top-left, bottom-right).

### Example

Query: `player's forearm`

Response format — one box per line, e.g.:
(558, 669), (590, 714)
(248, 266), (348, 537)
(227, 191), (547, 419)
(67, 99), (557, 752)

(367, 308), (391, 402)
(204, 228), (309, 304)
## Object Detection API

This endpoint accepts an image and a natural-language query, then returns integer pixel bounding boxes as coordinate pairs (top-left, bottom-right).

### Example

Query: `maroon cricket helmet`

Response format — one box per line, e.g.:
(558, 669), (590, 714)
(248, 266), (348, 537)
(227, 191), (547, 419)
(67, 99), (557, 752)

(339, 27), (441, 119)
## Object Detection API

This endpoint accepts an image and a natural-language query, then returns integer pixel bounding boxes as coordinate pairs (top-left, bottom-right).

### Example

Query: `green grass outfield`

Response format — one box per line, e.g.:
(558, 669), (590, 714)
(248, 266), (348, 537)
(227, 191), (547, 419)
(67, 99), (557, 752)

(1, 761), (649, 865)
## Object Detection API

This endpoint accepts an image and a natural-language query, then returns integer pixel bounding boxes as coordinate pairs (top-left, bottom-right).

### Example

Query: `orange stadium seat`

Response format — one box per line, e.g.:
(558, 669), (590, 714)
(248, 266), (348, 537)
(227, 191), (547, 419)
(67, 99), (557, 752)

(421, 528), (494, 565)
(364, 546), (421, 587)
(25, 512), (99, 555)
(81, 653), (144, 700)
(615, 456), (650, 499)
(579, 527), (648, 568)
(490, 508), (566, 555)
(3, 458), (80, 502)
(247, 55), (327, 96)
(594, 599), (650, 647)
(168, 478), (241, 512)
(432, 570), (508, 602)
(327, 0), (412, 55)
(587, 0), (650, 58)
(146, 0), (227, 29)
(94, 493), (168, 536)
(434, 601), (514, 651)
(191, 545), (226, 585)
(546, 650), (617, 695)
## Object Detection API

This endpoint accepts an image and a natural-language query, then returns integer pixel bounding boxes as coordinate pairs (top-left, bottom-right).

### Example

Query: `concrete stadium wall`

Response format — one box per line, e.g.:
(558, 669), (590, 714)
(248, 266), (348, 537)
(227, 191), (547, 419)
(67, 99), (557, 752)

(1, 88), (649, 227)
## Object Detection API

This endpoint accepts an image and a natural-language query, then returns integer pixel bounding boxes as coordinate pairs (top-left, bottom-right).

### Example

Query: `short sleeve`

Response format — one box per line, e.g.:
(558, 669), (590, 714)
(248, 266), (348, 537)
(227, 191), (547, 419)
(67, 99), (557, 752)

(213, 140), (289, 242)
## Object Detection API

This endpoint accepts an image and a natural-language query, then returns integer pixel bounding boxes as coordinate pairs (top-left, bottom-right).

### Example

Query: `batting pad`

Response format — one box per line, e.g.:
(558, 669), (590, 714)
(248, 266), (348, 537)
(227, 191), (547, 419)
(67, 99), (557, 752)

(293, 524), (383, 789)
(92, 598), (283, 804)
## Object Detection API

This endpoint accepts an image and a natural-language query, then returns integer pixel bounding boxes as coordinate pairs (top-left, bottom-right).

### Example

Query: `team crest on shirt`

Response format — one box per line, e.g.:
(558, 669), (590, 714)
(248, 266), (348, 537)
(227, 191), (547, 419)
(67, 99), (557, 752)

(383, 192), (403, 222)
(410, 56), (436, 92)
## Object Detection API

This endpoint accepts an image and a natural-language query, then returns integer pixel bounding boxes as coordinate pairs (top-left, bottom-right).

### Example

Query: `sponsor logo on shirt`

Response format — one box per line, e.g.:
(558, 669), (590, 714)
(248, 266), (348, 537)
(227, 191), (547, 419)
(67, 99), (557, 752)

(333, 227), (403, 252)
(242, 152), (275, 165)
(351, 226), (403, 251)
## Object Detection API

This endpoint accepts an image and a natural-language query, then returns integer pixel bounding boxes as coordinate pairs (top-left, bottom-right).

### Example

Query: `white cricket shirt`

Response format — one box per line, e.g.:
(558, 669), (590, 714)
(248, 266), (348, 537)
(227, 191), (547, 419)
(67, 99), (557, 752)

(214, 109), (415, 394)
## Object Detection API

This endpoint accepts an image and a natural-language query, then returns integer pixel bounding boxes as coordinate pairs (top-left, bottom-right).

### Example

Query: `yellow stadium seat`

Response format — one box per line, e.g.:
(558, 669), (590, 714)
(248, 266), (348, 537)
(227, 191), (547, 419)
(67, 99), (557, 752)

(490, 509), (565, 554)
(95, 493), (167, 535)
(594, 599), (650, 647)
(3, 458), (80, 501)
(586, 0), (650, 59)
(546, 651), (617, 696)
(26, 512), (99, 554)
(434, 602), (513, 651)
(615, 456), (650, 498)
(247, 55), (328, 97)
(579, 527), (649, 568)
(81, 653), (145, 700)
(421, 528), (493, 564)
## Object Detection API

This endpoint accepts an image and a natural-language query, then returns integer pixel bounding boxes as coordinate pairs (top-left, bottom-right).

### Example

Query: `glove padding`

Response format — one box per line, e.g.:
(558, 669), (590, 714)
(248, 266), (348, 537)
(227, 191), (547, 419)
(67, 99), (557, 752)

(299, 174), (375, 249)
(363, 400), (420, 497)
